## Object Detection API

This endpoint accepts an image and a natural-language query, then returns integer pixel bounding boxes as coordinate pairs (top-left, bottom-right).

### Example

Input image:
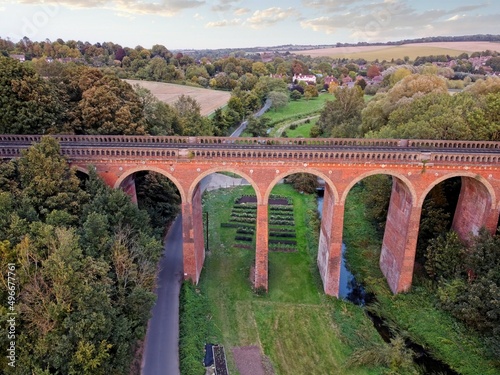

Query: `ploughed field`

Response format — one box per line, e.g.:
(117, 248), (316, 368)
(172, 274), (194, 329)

(125, 79), (231, 116)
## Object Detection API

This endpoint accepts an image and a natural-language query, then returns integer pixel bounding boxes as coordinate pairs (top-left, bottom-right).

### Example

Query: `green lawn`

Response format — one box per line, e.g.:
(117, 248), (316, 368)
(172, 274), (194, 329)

(281, 119), (317, 138)
(197, 184), (385, 375)
(262, 93), (332, 124)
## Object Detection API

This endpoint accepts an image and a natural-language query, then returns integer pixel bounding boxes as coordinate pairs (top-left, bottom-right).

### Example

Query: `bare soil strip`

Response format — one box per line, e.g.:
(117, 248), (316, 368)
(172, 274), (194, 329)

(232, 346), (274, 375)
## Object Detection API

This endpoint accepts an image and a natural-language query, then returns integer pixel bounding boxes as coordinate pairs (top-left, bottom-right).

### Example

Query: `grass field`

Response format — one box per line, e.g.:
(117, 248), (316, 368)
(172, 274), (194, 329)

(263, 93), (332, 125)
(198, 183), (385, 375)
(297, 41), (500, 61)
(125, 79), (230, 115)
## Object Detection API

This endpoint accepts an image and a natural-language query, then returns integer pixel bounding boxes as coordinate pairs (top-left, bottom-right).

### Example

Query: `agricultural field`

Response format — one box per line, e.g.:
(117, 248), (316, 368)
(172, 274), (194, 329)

(125, 79), (231, 115)
(297, 41), (500, 61)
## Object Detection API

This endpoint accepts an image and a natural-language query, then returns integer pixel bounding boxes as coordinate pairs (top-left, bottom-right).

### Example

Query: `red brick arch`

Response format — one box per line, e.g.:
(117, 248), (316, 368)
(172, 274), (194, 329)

(113, 166), (187, 203)
(264, 168), (340, 204)
(339, 169), (417, 206)
(187, 167), (261, 204)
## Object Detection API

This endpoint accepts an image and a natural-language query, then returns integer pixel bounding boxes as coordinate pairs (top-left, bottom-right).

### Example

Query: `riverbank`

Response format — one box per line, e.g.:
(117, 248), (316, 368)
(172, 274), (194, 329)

(343, 184), (499, 375)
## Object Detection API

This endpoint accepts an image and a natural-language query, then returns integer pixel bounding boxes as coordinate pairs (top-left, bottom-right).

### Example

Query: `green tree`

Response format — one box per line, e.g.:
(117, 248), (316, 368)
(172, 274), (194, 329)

(16, 136), (87, 222)
(425, 231), (464, 281)
(246, 115), (270, 137)
(304, 85), (319, 99)
(173, 94), (212, 136)
(0, 56), (62, 134)
(136, 171), (181, 236)
(290, 89), (302, 101)
(317, 87), (365, 137)
(436, 229), (500, 341)
(268, 91), (289, 111)
(251, 61), (269, 77)
(285, 173), (319, 194)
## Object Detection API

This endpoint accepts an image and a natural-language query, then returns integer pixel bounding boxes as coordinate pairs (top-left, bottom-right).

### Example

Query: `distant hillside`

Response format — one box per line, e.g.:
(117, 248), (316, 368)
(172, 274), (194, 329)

(295, 41), (500, 61)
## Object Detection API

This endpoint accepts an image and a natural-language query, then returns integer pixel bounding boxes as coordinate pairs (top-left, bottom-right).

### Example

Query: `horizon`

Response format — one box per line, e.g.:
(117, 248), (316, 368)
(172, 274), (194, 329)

(0, 1), (499, 50)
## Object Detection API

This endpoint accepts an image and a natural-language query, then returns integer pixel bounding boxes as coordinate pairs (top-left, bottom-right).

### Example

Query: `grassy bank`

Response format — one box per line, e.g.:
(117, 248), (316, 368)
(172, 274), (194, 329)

(180, 184), (385, 374)
(343, 185), (499, 375)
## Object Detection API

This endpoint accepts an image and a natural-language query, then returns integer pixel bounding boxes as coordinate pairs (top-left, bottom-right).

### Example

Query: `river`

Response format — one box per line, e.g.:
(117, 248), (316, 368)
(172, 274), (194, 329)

(317, 192), (459, 374)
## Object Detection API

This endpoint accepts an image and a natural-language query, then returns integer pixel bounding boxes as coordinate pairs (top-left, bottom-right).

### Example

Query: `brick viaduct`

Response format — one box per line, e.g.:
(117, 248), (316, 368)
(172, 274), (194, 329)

(2, 134), (500, 296)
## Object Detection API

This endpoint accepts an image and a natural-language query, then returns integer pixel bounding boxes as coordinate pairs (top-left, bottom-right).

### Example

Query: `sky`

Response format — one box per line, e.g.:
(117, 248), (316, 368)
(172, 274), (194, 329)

(0, 0), (499, 50)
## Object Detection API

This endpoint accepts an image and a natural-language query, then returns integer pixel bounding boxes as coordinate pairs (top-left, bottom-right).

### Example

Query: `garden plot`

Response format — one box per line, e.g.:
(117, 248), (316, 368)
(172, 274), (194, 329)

(221, 195), (297, 252)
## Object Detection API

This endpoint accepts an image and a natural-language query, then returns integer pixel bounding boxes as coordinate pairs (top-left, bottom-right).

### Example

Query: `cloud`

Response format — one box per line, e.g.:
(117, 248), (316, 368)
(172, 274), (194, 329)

(246, 7), (299, 29)
(301, 0), (364, 13)
(234, 7), (250, 16)
(300, 17), (336, 34)
(194, 12), (204, 20)
(211, 0), (241, 12)
(115, 12), (136, 19)
(14, 0), (206, 17)
(300, 1), (499, 42)
(205, 18), (241, 28)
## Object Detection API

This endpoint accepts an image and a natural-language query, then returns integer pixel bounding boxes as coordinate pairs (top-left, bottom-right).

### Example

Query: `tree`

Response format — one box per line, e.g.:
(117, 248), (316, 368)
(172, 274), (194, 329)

(425, 231), (464, 281)
(136, 172), (181, 236)
(464, 76), (500, 95)
(436, 229), (500, 340)
(290, 89), (302, 101)
(304, 85), (319, 99)
(173, 94), (212, 136)
(246, 115), (270, 137)
(251, 61), (268, 77)
(253, 76), (288, 102)
(17, 136), (87, 221)
(0, 56), (62, 134)
(268, 91), (289, 111)
(285, 173), (319, 194)
(317, 87), (365, 137)
(367, 65), (381, 79)
(361, 74), (449, 136)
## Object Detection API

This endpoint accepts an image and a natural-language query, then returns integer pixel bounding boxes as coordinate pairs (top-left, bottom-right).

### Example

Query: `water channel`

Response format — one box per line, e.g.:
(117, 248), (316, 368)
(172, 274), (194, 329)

(316, 192), (459, 374)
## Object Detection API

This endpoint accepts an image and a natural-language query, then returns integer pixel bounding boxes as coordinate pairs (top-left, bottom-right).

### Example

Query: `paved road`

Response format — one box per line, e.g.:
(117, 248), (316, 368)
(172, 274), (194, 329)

(142, 216), (184, 375)
(230, 98), (272, 137)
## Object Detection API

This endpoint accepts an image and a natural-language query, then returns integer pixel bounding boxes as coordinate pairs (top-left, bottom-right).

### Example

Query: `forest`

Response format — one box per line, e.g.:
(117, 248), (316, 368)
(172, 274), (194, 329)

(0, 35), (500, 373)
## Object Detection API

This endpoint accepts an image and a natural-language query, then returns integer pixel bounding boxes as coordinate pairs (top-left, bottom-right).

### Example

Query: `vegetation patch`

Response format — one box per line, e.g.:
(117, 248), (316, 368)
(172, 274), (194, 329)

(343, 184), (499, 375)
(197, 184), (386, 374)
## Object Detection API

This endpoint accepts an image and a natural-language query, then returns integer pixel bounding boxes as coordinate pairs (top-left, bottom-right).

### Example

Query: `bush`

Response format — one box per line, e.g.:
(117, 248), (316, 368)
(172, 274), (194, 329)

(179, 282), (210, 375)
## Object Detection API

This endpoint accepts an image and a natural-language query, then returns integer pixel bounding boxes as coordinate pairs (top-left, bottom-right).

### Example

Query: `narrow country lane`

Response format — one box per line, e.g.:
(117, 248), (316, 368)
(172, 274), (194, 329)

(142, 215), (184, 375)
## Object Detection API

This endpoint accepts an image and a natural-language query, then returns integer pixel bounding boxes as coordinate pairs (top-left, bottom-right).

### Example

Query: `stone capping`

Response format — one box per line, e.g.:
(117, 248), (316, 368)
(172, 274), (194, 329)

(1, 135), (499, 165)
(1, 134), (500, 148)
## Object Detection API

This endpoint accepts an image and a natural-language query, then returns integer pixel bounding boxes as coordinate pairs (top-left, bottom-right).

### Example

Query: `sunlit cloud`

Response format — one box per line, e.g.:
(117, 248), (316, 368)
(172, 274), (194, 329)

(13, 0), (206, 17)
(300, 16), (336, 34)
(205, 18), (241, 28)
(246, 7), (299, 29)
(234, 7), (249, 16)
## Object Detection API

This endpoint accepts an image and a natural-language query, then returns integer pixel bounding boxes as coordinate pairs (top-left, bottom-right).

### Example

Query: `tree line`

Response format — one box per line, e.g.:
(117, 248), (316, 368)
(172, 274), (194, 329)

(312, 72), (500, 358)
(0, 137), (166, 374)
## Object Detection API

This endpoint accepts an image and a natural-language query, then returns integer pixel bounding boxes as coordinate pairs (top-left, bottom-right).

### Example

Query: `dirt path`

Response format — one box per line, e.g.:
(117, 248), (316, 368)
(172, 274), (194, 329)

(271, 115), (319, 137)
(232, 346), (275, 375)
